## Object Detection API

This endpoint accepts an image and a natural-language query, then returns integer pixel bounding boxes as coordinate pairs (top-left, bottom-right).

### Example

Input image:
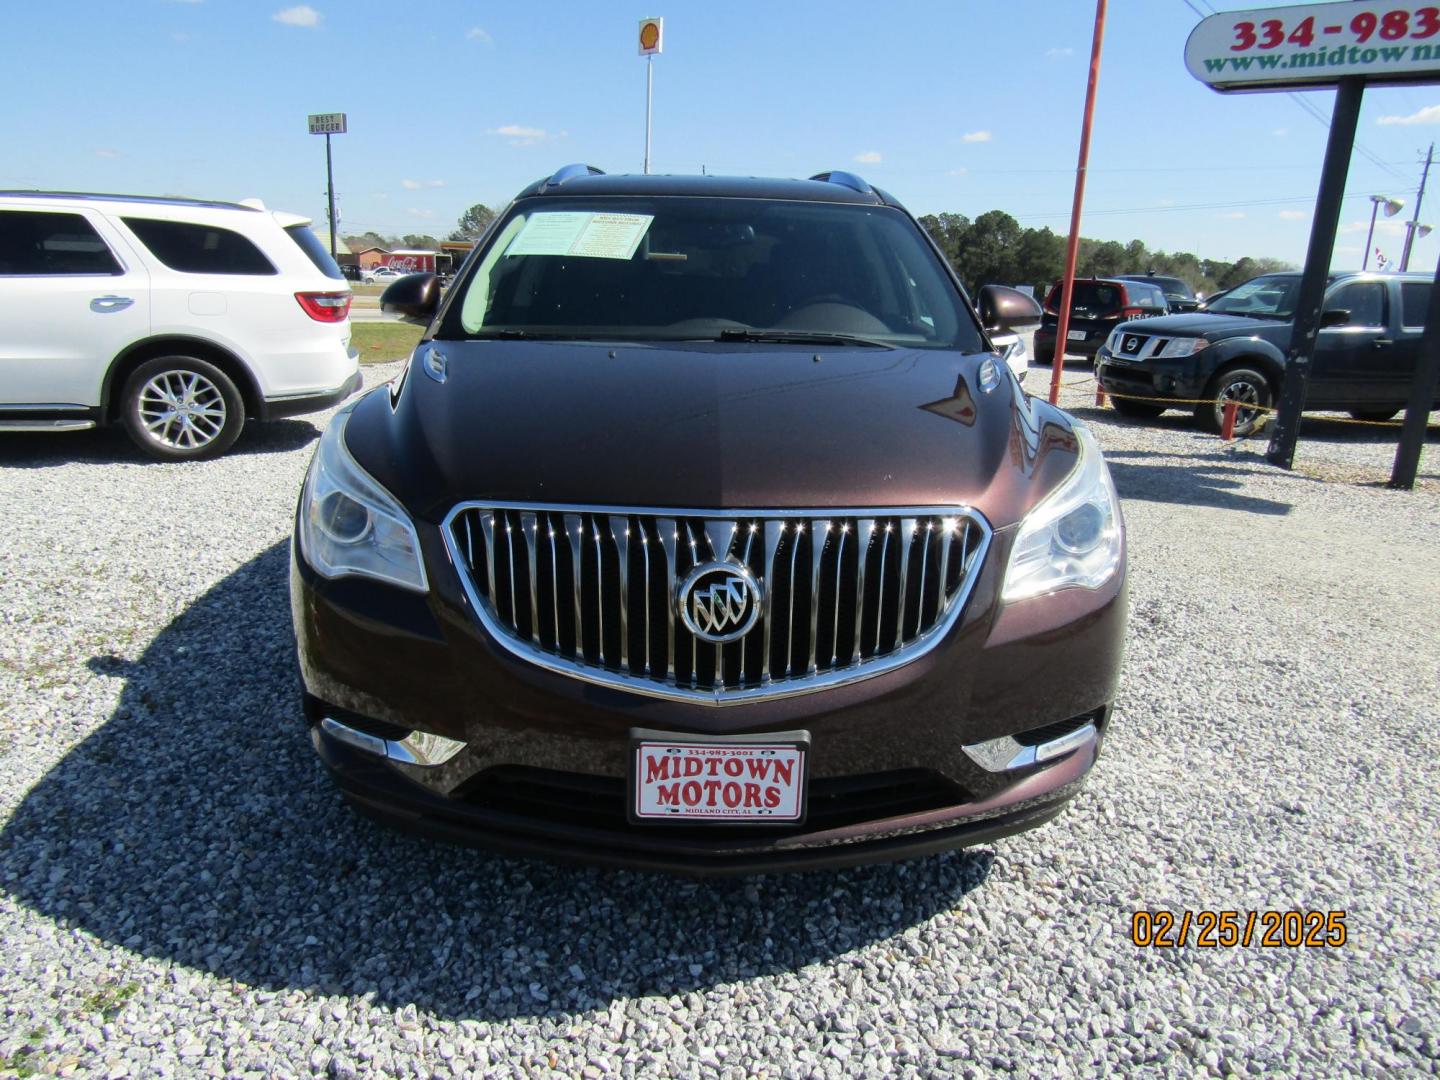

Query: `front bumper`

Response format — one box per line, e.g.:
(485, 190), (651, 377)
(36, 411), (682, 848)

(290, 519), (1127, 874)
(1095, 347), (1207, 404)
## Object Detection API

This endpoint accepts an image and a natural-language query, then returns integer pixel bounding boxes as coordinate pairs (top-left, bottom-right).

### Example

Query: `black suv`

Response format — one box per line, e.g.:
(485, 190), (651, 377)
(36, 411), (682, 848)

(1095, 271), (1439, 435)
(1033, 278), (1167, 362)
(1115, 273), (1199, 313)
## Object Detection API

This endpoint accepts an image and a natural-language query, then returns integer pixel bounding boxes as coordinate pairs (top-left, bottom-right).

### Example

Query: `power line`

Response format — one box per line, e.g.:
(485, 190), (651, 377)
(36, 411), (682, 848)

(1011, 189), (1382, 221)
(1177, 0), (1406, 179)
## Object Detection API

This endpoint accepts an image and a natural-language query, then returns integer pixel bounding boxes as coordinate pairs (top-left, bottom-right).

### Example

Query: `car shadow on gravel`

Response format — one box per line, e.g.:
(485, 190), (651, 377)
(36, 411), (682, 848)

(0, 542), (992, 1021)
(0, 419), (319, 467)
(1103, 453), (1294, 515)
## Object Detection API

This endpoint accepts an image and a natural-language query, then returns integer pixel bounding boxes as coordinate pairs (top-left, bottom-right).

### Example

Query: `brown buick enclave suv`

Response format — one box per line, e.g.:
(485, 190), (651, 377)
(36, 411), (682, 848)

(290, 166), (1128, 874)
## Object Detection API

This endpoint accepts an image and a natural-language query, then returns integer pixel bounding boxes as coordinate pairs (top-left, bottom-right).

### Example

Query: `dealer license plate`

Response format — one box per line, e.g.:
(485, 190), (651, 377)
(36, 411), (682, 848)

(629, 729), (809, 824)
(1067, 329), (1087, 341)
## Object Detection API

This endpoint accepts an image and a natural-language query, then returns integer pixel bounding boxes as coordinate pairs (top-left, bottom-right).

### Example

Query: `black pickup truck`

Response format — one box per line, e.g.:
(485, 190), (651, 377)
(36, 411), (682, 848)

(1095, 271), (1438, 435)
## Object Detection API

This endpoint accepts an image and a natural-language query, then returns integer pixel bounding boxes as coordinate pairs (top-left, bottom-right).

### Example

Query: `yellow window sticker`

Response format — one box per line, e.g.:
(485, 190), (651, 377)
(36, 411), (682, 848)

(506, 212), (654, 260)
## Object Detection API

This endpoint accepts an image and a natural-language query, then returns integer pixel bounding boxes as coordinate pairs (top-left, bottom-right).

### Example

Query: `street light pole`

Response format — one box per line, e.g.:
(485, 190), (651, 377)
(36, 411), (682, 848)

(1364, 194), (1405, 270)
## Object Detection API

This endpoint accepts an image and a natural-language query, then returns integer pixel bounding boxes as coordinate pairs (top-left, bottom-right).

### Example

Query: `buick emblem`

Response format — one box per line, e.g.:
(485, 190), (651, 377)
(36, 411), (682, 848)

(1123, 335), (1141, 353)
(677, 562), (763, 644)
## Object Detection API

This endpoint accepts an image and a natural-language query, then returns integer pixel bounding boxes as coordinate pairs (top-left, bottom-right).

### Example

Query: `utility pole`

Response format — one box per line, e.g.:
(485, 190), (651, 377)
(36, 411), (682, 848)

(1401, 142), (1433, 271)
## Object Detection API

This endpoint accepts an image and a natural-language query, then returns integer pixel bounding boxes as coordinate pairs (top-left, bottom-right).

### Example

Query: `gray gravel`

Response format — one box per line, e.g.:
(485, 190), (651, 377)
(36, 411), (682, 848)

(1, 358), (1437, 1077)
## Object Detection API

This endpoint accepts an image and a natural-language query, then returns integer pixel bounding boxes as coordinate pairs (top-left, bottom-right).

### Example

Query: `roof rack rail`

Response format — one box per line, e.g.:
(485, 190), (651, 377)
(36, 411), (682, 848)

(544, 164), (606, 189)
(809, 171), (873, 195)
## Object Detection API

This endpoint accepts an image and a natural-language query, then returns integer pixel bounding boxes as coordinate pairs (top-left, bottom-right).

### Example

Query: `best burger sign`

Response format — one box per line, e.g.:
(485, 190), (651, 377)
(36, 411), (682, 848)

(631, 732), (808, 823)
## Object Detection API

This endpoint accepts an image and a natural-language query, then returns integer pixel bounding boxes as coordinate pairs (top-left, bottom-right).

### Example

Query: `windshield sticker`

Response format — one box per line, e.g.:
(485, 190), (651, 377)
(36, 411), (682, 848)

(507, 212), (654, 261)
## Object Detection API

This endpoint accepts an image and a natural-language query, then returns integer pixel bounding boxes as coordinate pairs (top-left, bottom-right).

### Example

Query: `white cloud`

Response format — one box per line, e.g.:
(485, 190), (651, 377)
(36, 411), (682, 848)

(961, 130), (991, 143)
(1339, 219), (1405, 235)
(273, 5), (320, 28)
(1378, 104), (1440, 125)
(466, 26), (492, 44)
(1045, 47), (1073, 58)
(94, 148), (121, 158)
(1215, 211), (1246, 220)
(853, 150), (882, 164)
(1272, 127), (1289, 137)
(1278, 210), (1307, 220)
(488, 124), (564, 146)
(946, 167), (968, 177)
(401, 179), (445, 190)
(406, 208), (435, 219)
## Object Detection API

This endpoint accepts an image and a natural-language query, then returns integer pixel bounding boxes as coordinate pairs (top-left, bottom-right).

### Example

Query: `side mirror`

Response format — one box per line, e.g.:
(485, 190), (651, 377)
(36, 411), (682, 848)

(977, 284), (1043, 332)
(381, 272), (440, 325)
(1320, 308), (1351, 328)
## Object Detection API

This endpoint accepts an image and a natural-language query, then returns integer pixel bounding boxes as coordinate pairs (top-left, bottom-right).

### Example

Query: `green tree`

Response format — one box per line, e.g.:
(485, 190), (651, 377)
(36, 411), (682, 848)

(400, 234), (440, 250)
(962, 210), (1024, 292)
(1013, 227), (1066, 294)
(449, 203), (496, 241)
(1078, 239), (1128, 278)
(919, 212), (971, 276)
(344, 231), (391, 251)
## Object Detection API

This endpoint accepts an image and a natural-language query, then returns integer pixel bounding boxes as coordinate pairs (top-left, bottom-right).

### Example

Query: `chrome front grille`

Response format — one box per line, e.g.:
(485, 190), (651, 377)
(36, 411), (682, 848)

(443, 503), (990, 704)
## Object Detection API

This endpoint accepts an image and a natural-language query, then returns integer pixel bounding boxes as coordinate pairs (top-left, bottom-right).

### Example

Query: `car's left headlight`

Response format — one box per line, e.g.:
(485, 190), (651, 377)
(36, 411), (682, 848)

(1002, 423), (1122, 602)
(1155, 336), (1208, 358)
(297, 400), (428, 593)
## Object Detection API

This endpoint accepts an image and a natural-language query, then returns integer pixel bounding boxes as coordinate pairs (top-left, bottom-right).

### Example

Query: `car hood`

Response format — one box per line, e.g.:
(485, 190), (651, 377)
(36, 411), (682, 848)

(345, 340), (1082, 529)
(1127, 312), (1283, 338)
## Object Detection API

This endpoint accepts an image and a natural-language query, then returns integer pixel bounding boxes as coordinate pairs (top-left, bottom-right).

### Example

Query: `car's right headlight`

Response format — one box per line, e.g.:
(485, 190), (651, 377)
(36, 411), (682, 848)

(297, 400), (428, 593)
(1002, 423), (1122, 603)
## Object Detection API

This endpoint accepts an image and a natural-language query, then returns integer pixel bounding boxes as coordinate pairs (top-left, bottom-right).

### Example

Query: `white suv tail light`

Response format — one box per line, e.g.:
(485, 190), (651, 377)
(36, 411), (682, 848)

(296, 291), (352, 322)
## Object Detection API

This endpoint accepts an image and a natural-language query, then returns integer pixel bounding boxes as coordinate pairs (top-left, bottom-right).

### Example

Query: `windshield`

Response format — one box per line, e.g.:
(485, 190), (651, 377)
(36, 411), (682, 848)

(1205, 274), (1303, 318)
(439, 197), (983, 350)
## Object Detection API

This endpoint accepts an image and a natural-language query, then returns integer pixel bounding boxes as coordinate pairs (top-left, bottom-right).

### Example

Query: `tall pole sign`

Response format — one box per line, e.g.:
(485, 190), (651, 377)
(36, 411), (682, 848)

(1185, 2), (1440, 486)
(638, 17), (663, 175)
(308, 112), (347, 262)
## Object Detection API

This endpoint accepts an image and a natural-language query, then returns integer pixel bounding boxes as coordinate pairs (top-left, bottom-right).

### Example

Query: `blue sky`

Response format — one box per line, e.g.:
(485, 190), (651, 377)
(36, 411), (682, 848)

(7, 0), (1440, 269)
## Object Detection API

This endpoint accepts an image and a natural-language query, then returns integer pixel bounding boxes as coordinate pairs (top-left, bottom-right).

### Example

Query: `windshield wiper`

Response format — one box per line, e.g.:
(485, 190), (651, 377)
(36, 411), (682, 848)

(714, 329), (893, 348)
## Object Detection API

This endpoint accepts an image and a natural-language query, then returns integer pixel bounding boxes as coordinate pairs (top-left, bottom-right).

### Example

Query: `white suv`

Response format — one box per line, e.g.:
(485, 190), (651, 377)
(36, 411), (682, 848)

(0, 191), (362, 460)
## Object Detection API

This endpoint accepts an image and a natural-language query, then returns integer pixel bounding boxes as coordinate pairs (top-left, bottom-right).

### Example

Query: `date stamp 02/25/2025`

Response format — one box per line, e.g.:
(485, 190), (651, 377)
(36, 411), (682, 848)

(1131, 910), (1348, 949)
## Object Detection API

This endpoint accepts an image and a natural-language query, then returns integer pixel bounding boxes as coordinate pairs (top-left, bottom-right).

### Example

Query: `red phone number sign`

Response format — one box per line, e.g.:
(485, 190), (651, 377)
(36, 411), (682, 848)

(1186, 1), (1440, 90)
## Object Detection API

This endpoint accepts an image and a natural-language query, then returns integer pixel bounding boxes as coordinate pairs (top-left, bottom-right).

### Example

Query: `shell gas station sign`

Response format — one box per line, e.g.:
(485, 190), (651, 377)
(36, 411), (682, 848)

(638, 17), (663, 56)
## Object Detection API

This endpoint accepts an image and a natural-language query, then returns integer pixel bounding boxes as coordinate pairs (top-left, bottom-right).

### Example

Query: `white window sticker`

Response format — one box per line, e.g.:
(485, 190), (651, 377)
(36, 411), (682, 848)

(506, 212), (653, 261)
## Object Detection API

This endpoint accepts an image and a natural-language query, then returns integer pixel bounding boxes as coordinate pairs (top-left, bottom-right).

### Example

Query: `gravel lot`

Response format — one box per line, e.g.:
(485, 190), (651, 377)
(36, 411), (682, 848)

(1, 359), (1437, 1077)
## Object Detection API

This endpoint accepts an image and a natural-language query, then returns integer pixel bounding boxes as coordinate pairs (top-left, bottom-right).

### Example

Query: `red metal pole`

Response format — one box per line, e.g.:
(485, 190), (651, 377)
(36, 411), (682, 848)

(1221, 399), (1238, 441)
(1049, 0), (1108, 406)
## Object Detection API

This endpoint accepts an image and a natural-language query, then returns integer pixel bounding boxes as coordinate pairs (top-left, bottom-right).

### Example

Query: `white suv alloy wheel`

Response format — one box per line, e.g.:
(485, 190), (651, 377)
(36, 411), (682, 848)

(136, 369), (229, 451)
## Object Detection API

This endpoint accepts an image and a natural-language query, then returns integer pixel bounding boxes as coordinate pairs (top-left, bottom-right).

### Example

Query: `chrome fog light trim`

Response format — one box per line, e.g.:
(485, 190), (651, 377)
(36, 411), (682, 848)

(962, 721), (1097, 773)
(319, 717), (466, 767)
